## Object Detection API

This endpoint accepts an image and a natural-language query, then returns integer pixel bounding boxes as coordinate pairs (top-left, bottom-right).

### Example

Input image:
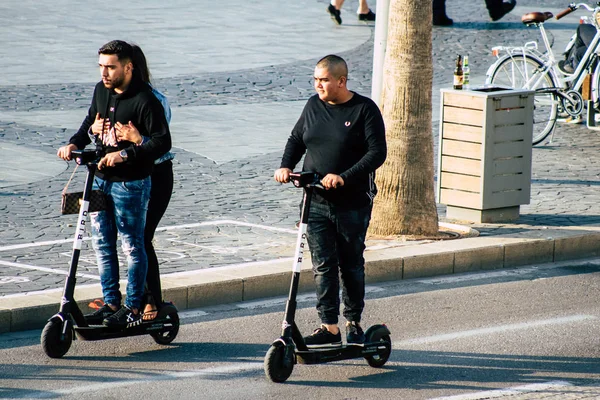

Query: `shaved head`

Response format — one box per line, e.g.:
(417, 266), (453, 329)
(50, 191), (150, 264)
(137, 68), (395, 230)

(316, 54), (348, 79)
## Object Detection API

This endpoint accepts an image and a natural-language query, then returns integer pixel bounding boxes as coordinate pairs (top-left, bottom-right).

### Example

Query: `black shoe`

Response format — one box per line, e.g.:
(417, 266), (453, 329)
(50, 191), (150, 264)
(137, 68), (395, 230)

(358, 9), (376, 22)
(84, 304), (116, 325)
(327, 4), (342, 25)
(558, 60), (575, 74)
(303, 325), (342, 348)
(433, 15), (454, 26)
(346, 321), (366, 345)
(490, 0), (516, 21)
(103, 305), (142, 328)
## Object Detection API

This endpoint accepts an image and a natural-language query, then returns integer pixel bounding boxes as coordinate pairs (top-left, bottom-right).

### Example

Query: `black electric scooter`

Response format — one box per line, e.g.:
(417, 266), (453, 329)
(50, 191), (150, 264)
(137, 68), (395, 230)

(264, 172), (392, 383)
(41, 149), (179, 358)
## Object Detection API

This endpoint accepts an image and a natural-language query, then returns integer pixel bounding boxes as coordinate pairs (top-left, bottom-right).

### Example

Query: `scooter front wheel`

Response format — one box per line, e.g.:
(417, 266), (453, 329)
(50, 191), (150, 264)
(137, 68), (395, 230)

(264, 343), (294, 383)
(365, 334), (391, 368)
(41, 319), (72, 358)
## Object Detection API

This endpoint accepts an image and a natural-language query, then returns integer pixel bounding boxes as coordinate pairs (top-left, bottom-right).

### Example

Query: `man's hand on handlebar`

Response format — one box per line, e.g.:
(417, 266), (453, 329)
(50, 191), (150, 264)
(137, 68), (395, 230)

(274, 168), (292, 183)
(321, 173), (344, 190)
(57, 144), (78, 161)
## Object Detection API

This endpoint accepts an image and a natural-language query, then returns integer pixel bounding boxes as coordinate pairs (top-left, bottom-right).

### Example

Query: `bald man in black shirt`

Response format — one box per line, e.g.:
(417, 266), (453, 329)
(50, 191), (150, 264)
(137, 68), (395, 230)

(274, 55), (386, 348)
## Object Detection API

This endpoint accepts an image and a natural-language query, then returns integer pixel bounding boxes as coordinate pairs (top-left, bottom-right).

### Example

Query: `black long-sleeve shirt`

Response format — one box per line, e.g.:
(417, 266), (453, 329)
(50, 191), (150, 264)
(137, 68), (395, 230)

(69, 78), (171, 182)
(281, 92), (387, 208)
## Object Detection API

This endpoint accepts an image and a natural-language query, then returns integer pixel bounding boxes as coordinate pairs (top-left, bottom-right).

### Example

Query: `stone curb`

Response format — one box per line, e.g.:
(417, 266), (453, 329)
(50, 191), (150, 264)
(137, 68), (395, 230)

(2, 228), (600, 334)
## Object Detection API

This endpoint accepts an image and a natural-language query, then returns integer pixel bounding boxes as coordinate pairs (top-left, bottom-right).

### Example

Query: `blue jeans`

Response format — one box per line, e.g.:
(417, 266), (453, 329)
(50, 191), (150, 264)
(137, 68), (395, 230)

(91, 176), (151, 310)
(305, 200), (372, 325)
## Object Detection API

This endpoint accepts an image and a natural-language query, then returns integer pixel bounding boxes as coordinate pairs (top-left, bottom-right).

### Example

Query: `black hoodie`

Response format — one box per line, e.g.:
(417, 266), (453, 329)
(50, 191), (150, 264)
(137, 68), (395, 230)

(69, 77), (171, 182)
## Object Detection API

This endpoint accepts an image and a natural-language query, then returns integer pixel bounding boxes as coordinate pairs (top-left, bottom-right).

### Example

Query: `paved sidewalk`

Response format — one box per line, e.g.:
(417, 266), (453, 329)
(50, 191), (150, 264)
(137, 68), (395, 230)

(1, 0), (599, 321)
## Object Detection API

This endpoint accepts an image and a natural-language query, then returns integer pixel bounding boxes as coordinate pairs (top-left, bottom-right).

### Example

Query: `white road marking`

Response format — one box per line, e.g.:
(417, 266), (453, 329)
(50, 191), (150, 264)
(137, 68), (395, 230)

(395, 315), (596, 347)
(417, 267), (541, 285)
(0, 238), (77, 252)
(430, 380), (572, 400)
(166, 238), (289, 255)
(28, 362), (263, 398)
(156, 219), (297, 234)
(0, 260), (100, 280)
(0, 276), (29, 284)
(0, 220), (296, 253)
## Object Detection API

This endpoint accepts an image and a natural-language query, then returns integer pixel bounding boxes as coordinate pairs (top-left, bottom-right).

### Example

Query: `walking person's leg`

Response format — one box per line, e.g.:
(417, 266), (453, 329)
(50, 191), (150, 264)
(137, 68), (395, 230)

(485, 0), (516, 21)
(433, 0), (453, 26)
(357, 0), (376, 21)
(327, 0), (344, 25)
(143, 161), (173, 320)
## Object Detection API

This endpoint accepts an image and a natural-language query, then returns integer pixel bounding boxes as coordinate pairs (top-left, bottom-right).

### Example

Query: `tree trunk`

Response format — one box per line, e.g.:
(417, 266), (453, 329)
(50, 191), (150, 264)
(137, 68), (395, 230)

(369, 0), (439, 237)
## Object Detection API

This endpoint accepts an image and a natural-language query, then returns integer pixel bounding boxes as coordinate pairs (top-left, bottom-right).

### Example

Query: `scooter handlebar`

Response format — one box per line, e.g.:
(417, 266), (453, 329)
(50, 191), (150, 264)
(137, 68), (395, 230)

(289, 171), (324, 189)
(71, 149), (102, 165)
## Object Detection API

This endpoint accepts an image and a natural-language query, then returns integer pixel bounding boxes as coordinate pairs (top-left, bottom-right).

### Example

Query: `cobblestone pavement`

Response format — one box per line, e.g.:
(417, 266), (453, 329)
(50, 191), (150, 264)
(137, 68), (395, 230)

(2, 0), (599, 291)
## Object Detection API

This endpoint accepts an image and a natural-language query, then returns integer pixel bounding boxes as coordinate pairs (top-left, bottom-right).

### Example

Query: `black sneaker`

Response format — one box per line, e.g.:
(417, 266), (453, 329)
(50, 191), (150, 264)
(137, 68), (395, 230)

(103, 305), (142, 328)
(84, 304), (116, 325)
(490, 0), (516, 21)
(558, 60), (574, 74)
(303, 325), (342, 348)
(327, 4), (342, 25)
(346, 321), (366, 345)
(358, 9), (376, 22)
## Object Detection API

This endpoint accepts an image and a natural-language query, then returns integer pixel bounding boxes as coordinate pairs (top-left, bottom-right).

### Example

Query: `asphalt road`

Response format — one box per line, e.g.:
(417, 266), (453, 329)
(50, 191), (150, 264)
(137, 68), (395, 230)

(1, 258), (599, 399)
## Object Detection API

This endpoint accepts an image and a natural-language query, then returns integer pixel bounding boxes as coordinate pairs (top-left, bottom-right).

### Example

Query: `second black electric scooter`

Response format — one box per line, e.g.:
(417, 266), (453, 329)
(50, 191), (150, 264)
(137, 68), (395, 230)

(264, 172), (392, 383)
(41, 149), (179, 358)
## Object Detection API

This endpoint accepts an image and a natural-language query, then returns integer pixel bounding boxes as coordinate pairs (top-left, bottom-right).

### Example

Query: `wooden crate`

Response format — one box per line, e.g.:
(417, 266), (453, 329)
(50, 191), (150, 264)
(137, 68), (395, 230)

(437, 87), (534, 223)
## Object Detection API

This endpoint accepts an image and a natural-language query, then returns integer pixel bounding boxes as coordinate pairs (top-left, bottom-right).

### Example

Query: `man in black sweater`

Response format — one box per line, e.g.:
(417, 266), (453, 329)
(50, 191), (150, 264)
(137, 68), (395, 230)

(57, 40), (171, 328)
(274, 55), (387, 347)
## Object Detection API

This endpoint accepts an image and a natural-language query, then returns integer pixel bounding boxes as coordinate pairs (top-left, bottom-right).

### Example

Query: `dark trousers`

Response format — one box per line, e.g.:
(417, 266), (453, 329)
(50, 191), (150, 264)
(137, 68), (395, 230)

(434, 0), (513, 17)
(570, 24), (597, 67)
(305, 200), (372, 325)
(433, 0), (447, 15)
(484, 0), (511, 13)
(145, 160), (174, 306)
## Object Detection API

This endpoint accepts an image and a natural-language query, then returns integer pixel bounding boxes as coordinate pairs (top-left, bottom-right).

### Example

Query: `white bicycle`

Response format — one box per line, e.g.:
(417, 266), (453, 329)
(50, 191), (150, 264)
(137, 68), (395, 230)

(485, 3), (600, 145)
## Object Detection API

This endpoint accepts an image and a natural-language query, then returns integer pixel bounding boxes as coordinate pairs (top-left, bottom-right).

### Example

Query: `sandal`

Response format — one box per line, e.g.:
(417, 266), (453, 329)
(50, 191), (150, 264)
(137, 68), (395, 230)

(142, 304), (158, 321)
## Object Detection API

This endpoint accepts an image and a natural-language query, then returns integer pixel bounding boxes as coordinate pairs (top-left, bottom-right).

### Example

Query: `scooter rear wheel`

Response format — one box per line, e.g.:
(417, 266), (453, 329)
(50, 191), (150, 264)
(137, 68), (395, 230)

(365, 334), (391, 368)
(41, 319), (72, 358)
(264, 343), (294, 383)
(151, 310), (179, 345)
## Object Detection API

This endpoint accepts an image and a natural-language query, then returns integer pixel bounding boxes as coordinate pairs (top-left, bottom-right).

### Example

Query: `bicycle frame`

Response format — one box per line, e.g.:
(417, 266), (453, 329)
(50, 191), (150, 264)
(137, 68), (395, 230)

(487, 3), (600, 103)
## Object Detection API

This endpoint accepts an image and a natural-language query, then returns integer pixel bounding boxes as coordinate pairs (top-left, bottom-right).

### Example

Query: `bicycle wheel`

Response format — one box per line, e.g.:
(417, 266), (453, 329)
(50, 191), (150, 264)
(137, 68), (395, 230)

(488, 55), (558, 145)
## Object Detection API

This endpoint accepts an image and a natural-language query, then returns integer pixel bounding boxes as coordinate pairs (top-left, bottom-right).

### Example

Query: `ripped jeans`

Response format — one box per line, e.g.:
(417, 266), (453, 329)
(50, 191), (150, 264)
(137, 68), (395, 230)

(90, 176), (151, 310)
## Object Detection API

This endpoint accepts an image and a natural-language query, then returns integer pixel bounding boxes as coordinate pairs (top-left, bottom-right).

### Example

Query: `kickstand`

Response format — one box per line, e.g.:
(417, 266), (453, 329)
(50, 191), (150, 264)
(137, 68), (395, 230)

(586, 100), (600, 131)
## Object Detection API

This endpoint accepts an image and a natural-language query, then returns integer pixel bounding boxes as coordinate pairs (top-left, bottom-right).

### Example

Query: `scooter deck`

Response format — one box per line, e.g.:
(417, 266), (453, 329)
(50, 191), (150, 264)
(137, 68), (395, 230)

(295, 341), (390, 365)
(74, 306), (178, 341)
(74, 317), (176, 341)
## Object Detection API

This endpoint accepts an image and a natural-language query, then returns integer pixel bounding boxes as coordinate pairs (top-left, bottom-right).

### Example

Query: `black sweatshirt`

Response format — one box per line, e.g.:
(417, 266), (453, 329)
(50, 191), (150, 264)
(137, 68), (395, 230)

(280, 92), (387, 208)
(69, 78), (171, 182)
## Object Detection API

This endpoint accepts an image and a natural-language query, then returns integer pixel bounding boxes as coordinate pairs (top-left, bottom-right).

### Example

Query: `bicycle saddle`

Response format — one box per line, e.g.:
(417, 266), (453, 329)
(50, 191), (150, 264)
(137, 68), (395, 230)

(521, 11), (554, 24)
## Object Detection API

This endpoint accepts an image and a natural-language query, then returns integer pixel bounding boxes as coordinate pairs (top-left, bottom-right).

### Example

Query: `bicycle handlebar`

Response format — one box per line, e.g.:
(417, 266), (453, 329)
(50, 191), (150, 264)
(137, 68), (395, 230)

(556, 3), (596, 20)
(556, 5), (576, 19)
